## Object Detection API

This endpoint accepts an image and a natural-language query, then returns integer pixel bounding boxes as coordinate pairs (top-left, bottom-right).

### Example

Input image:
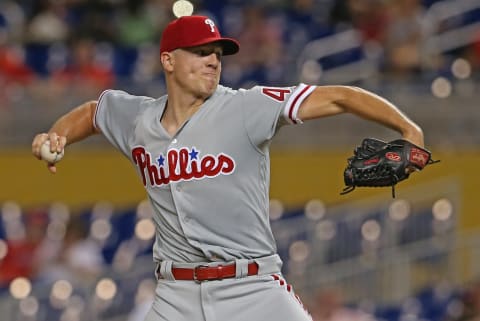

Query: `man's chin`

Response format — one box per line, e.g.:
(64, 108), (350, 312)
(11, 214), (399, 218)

(201, 83), (218, 98)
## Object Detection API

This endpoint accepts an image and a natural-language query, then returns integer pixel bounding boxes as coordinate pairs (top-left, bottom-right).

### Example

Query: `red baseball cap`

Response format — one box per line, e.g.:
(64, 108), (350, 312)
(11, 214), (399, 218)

(160, 15), (239, 55)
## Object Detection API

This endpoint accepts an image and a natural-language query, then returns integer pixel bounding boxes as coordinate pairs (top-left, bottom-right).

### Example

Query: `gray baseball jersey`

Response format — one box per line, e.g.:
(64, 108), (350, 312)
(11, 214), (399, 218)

(94, 84), (316, 264)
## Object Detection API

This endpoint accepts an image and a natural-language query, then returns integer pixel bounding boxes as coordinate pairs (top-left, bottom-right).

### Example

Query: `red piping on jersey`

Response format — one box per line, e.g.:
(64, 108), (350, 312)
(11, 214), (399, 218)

(93, 89), (110, 129)
(288, 85), (311, 124)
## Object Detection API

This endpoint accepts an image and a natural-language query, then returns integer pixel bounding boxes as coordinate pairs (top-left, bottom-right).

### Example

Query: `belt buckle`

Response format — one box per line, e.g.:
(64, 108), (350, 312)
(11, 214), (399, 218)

(193, 265), (210, 283)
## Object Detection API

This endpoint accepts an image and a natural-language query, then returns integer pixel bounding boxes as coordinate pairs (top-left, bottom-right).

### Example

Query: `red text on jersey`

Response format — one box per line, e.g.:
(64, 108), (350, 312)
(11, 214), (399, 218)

(261, 87), (291, 102)
(131, 147), (236, 187)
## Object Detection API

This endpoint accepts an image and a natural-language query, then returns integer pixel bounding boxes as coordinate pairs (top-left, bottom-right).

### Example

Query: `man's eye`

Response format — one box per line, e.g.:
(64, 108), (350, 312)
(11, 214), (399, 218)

(195, 50), (208, 56)
(192, 49), (222, 58)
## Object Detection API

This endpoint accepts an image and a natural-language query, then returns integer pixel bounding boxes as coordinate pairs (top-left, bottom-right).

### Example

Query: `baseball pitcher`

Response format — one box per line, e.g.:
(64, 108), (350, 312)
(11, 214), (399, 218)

(32, 15), (426, 321)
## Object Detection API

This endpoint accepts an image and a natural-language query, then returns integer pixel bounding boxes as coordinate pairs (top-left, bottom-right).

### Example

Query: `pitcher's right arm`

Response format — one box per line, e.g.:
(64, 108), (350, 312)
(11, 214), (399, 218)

(31, 101), (100, 173)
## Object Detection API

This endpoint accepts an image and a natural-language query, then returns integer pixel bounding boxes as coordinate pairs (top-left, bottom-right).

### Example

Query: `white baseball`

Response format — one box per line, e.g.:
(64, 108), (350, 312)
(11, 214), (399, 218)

(40, 140), (64, 164)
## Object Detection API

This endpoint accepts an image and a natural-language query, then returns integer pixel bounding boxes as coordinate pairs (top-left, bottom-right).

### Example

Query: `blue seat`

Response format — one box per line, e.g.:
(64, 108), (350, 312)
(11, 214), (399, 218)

(24, 44), (51, 77)
(416, 285), (458, 321)
(375, 305), (402, 321)
(113, 46), (139, 79)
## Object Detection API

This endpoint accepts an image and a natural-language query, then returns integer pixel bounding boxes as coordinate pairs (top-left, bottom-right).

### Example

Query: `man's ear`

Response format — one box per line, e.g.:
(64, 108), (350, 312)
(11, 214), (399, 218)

(160, 52), (174, 72)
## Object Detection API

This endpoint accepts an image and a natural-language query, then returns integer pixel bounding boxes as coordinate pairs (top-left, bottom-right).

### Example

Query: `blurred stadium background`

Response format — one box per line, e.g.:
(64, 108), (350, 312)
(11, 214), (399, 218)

(0, 0), (480, 320)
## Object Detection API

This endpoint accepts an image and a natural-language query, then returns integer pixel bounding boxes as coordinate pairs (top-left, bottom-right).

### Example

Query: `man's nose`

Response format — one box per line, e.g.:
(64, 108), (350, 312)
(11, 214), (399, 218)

(206, 52), (220, 67)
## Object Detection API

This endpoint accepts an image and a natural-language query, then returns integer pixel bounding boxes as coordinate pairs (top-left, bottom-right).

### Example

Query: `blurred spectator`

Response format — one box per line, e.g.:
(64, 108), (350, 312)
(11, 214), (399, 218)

(329, 0), (353, 30)
(51, 36), (115, 97)
(225, 5), (287, 87)
(25, 0), (69, 45)
(24, 0), (70, 77)
(382, 0), (428, 75)
(63, 216), (104, 278)
(0, 43), (33, 85)
(451, 281), (480, 321)
(64, 0), (116, 43)
(281, 0), (333, 84)
(0, 0), (26, 43)
(0, 208), (48, 286)
(345, 0), (390, 44)
(461, 32), (480, 71)
(227, 6), (267, 68)
(288, 0), (331, 38)
(115, 0), (158, 47)
(422, 0), (444, 8)
(37, 216), (104, 285)
(0, 42), (35, 109)
(112, 0), (159, 79)
(144, 0), (173, 32)
(0, 1), (33, 109)
(310, 287), (376, 321)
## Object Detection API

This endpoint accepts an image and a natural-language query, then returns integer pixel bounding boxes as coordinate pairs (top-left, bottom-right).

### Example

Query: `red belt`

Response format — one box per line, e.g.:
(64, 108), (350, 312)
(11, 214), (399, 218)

(160, 262), (259, 282)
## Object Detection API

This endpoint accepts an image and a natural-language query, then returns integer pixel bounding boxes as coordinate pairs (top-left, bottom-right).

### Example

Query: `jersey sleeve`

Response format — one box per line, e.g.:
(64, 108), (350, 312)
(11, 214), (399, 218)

(241, 83), (316, 145)
(93, 89), (144, 157)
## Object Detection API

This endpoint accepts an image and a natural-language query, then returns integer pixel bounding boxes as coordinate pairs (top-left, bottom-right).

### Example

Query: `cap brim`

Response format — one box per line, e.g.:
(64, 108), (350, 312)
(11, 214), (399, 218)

(182, 37), (240, 56)
(216, 38), (240, 55)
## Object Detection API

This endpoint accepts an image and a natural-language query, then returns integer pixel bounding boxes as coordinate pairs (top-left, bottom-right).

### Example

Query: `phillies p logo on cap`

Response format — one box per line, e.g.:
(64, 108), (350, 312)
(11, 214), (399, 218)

(204, 18), (216, 32)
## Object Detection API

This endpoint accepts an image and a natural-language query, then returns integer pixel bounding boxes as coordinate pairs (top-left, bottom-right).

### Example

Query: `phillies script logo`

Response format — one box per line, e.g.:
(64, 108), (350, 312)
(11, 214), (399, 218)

(131, 147), (236, 187)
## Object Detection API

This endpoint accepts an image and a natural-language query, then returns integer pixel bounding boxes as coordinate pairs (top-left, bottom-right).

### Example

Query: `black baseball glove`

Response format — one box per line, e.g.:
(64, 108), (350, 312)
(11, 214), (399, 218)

(340, 138), (439, 197)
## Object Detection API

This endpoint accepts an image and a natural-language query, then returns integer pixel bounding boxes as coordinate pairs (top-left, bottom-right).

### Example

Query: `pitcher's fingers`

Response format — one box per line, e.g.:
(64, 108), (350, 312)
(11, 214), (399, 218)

(47, 163), (57, 174)
(57, 136), (67, 152)
(32, 133), (49, 159)
(48, 133), (59, 152)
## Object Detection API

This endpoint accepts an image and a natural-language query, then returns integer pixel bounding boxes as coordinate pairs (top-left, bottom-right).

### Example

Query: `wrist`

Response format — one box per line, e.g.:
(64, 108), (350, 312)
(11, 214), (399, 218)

(402, 125), (424, 147)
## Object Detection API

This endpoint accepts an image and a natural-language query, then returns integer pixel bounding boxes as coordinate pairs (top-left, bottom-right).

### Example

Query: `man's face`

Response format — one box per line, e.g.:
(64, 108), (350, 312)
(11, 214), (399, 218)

(169, 43), (223, 99)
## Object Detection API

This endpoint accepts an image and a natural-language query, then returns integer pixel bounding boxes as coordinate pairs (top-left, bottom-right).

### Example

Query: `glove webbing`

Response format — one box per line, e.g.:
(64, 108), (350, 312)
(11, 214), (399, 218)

(340, 164), (399, 198)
